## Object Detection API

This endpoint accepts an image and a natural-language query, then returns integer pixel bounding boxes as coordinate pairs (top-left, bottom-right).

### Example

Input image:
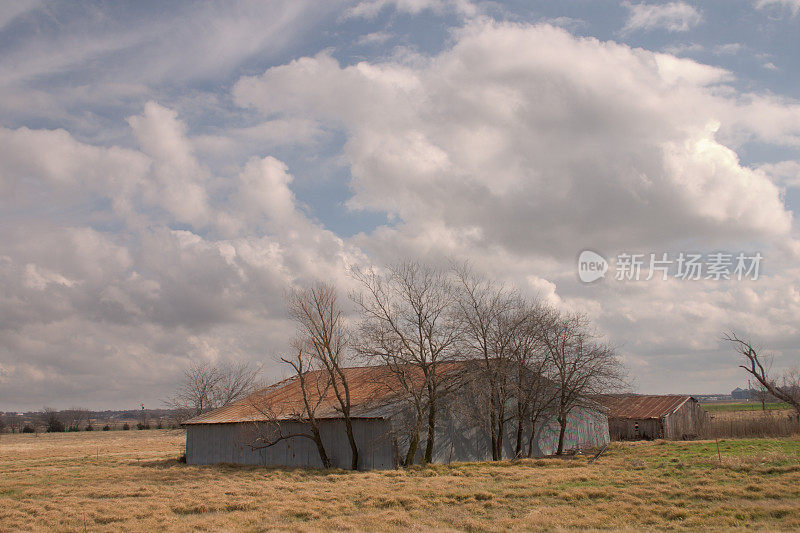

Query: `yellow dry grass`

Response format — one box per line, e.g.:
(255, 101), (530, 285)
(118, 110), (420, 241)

(1, 430), (799, 531)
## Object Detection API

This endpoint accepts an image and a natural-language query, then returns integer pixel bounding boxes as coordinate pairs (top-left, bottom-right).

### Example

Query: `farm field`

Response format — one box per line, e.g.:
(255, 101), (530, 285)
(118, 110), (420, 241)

(1, 430), (799, 531)
(704, 401), (792, 412)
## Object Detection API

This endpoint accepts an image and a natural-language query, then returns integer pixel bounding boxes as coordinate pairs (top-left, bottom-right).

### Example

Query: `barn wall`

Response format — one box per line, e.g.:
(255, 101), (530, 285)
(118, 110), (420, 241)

(186, 419), (395, 469)
(608, 418), (663, 440)
(409, 404), (609, 463)
(528, 407), (610, 456)
(663, 399), (707, 439)
(187, 404), (611, 468)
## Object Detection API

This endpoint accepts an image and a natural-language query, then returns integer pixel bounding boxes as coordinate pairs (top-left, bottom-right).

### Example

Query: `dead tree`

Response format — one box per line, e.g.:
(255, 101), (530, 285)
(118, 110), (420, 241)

(454, 264), (526, 460)
(248, 348), (333, 468)
(213, 361), (262, 408)
(509, 303), (558, 458)
(288, 282), (359, 470)
(723, 332), (800, 417)
(168, 360), (259, 420)
(542, 312), (624, 455)
(352, 261), (462, 465)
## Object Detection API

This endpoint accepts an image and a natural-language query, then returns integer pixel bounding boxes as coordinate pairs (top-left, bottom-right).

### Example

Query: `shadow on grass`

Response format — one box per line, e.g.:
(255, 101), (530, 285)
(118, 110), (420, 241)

(130, 457), (186, 468)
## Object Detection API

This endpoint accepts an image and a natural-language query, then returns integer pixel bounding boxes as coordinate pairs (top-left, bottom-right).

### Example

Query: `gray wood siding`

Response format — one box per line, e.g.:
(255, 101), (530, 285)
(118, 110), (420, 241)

(609, 399), (707, 440)
(413, 404), (609, 463)
(609, 417), (663, 440)
(186, 419), (396, 469)
(663, 399), (707, 439)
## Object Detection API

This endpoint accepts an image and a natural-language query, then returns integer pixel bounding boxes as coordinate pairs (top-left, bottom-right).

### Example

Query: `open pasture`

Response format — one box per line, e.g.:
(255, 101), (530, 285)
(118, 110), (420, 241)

(1, 430), (799, 531)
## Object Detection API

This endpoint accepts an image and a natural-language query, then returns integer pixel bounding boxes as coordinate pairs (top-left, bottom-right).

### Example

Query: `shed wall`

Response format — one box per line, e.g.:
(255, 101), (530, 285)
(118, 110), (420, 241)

(608, 417), (663, 440)
(186, 419), (395, 469)
(609, 400), (707, 440)
(663, 399), (706, 439)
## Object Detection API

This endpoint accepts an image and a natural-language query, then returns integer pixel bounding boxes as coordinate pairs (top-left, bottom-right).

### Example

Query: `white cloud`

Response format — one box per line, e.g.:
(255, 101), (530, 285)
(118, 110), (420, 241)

(0, 100), (368, 409)
(0, 0), (41, 31)
(2, 7), (800, 407)
(344, 0), (478, 19)
(758, 160), (800, 188)
(662, 42), (703, 56)
(235, 21), (792, 259)
(713, 43), (743, 55)
(357, 31), (394, 45)
(755, 0), (800, 15)
(538, 17), (589, 32)
(232, 19), (800, 394)
(621, 1), (702, 34)
(127, 102), (212, 228)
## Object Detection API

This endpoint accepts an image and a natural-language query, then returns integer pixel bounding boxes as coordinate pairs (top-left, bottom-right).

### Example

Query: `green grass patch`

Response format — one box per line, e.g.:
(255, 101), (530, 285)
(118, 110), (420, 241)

(703, 402), (792, 412)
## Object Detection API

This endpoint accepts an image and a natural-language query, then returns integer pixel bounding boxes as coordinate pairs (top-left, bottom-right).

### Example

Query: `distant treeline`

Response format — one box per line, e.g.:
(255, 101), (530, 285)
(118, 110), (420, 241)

(0, 407), (185, 434)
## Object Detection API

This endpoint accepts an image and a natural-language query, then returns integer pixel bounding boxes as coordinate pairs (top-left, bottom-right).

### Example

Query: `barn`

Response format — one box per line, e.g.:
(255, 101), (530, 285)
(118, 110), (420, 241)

(600, 395), (707, 440)
(184, 364), (610, 468)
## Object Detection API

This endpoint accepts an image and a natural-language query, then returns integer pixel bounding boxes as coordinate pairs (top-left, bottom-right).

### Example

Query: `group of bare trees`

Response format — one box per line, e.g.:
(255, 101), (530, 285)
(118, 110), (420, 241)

(243, 260), (625, 469)
(168, 360), (261, 421)
(452, 265), (625, 458)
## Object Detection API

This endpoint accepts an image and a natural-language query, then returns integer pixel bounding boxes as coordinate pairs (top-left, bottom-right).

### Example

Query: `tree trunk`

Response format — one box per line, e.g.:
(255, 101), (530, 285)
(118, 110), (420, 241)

(489, 398), (499, 461)
(424, 397), (437, 464)
(555, 414), (567, 456)
(514, 411), (525, 458)
(343, 415), (359, 470)
(311, 425), (331, 468)
(526, 419), (537, 458)
(405, 429), (420, 466)
(495, 401), (505, 460)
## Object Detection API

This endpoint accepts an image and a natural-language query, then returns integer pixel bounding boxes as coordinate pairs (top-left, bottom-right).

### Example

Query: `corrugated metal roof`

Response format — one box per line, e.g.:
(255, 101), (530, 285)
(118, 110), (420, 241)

(184, 362), (465, 425)
(598, 394), (694, 420)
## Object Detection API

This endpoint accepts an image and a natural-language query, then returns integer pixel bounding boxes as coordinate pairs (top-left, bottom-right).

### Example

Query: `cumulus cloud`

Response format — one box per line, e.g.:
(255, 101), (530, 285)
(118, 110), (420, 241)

(755, 0), (800, 15)
(621, 1), (703, 34)
(344, 0), (478, 19)
(759, 160), (800, 188)
(233, 19), (800, 393)
(2, 8), (800, 408)
(0, 99), (367, 409)
(234, 21), (792, 259)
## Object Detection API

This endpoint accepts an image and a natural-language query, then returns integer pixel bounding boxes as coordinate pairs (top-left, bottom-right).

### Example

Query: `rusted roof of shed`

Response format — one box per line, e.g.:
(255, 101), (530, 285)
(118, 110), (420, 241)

(599, 394), (695, 420)
(184, 362), (465, 425)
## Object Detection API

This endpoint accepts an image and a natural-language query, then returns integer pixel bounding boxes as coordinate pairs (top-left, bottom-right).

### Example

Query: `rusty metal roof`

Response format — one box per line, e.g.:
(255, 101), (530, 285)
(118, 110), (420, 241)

(598, 394), (694, 420)
(184, 362), (465, 425)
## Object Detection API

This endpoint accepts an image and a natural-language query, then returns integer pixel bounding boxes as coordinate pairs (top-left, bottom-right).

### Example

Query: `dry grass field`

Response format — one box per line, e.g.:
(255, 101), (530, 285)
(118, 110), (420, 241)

(703, 407), (799, 438)
(1, 430), (799, 531)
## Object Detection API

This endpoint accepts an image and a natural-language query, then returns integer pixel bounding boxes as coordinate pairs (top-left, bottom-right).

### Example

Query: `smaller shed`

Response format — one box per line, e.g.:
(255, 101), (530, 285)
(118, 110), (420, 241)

(600, 395), (707, 440)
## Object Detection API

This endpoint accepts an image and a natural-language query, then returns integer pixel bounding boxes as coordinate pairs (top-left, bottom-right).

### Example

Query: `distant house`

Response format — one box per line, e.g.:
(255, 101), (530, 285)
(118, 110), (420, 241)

(184, 363), (609, 469)
(599, 395), (707, 440)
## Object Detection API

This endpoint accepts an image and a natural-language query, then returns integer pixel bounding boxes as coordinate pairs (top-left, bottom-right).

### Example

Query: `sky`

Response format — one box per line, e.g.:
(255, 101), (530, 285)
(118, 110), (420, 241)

(1, 0), (799, 411)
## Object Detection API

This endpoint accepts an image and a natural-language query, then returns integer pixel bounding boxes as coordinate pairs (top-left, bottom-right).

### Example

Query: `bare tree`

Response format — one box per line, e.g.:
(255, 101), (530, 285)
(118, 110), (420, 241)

(454, 264), (526, 460)
(42, 407), (65, 432)
(542, 312), (624, 455)
(288, 282), (359, 470)
(213, 361), (262, 408)
(247, 348), (333, 468)
(723, 332), (800, 417)
(508, 303), (559, 458)
(63, 407), (91, 431)
(168, 360), (260, 420)
(352, 261), (462, 465)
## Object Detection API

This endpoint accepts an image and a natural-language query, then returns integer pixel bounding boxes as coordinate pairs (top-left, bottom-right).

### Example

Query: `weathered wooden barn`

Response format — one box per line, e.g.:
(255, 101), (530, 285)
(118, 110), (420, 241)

(600, 395), (707, 440)
(184, 364), (610, 468)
